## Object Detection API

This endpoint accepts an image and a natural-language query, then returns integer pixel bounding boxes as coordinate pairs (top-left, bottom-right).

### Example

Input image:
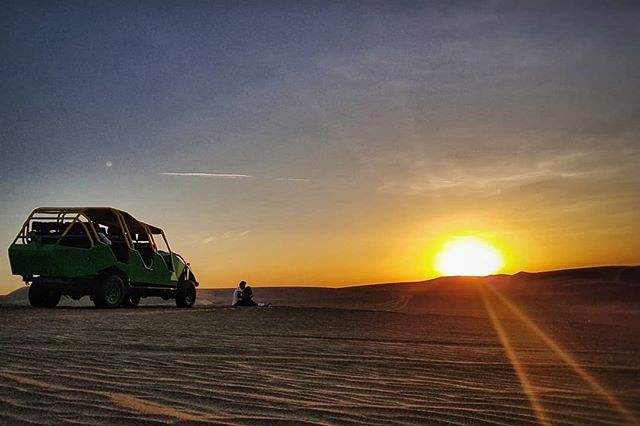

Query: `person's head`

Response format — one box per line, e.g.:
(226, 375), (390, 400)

(239, 281), (246, 289)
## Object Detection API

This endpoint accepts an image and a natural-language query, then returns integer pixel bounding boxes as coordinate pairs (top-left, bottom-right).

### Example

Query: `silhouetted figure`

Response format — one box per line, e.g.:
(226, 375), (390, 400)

(231, 281), (269, 307)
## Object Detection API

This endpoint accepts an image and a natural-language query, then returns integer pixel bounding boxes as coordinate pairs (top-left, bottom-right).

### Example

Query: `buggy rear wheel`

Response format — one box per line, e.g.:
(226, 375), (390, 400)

(175, 280), (196, 308)
(93, 275), (124, 308)
(28, 282), (61, 308)
(123, 294), (141, 307)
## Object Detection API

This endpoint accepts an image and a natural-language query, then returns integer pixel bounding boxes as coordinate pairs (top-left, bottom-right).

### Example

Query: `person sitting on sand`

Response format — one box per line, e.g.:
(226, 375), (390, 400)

(231, 281), (270, 307)
(231, 281), (245, 306)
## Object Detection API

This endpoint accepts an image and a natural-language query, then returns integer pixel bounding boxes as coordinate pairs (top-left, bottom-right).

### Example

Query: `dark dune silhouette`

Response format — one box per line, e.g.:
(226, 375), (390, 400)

(2, 266), (639, 317)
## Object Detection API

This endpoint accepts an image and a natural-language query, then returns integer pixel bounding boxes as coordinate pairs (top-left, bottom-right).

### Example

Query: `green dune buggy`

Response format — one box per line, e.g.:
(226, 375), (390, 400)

(8, 207), (198, 308)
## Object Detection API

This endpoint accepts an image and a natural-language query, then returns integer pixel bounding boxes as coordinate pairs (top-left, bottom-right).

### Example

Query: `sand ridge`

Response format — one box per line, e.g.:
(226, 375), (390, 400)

(0, 268), (638, 424)
(0, 302), (638, 425)
(0, 370), (219, 423)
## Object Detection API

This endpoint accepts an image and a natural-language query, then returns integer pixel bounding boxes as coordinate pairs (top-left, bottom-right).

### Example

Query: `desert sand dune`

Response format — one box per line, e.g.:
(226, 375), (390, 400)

(0, 267), (638, 425)
(2, 266), (638, 316)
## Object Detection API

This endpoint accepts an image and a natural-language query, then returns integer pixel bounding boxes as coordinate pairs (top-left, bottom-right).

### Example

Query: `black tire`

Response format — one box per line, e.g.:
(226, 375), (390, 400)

(175, 280), (196, 308)
(122, 294), (141, 307)
(93, 275), (125, 308)
(28, 282), (61, 308)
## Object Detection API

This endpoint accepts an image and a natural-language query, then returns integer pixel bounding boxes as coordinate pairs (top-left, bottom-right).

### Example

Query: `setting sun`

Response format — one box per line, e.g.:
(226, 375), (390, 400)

(435, 237), (504, 276)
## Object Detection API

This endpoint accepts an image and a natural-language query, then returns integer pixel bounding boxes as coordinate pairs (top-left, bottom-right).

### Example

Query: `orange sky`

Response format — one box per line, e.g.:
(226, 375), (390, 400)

(1, 2), (639, 294)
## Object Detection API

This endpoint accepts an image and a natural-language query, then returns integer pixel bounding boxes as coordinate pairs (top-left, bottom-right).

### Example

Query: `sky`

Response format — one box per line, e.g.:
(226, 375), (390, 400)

(1, 1), (639, 293)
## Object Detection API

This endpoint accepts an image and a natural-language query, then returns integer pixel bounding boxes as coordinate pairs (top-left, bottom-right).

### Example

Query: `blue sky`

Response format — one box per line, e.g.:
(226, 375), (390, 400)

(1, 1), (639, 292)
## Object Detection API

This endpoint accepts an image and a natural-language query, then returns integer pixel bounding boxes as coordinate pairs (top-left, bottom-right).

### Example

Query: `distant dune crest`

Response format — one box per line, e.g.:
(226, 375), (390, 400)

(2, 266), (638, 317)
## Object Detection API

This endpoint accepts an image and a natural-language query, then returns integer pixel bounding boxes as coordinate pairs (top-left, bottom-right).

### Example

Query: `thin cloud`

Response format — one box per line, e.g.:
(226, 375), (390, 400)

(160, 172), (252, 178)
(275, 177), (311, 182)
(201, 230), (250, 244)
(161, 172), (311, 182)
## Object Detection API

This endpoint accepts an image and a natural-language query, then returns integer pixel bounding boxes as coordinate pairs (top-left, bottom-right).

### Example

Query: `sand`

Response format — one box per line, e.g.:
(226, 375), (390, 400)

(0, 267), (639, 425)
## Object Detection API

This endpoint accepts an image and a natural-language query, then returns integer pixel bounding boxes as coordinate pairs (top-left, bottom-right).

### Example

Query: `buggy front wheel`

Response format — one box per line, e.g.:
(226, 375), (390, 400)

(175, 280), (196, 308)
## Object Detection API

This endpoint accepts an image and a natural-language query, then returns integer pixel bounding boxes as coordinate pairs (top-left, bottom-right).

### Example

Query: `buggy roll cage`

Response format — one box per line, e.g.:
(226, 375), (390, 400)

(12, 207), (174, 256)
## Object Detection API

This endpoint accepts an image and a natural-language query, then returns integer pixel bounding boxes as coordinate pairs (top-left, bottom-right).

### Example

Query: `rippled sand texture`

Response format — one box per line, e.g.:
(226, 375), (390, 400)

(0, 297), (638, 425)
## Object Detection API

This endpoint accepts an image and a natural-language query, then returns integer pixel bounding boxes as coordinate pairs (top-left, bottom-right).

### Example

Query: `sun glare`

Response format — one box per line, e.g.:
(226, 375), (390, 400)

(435, 236), (504, 276)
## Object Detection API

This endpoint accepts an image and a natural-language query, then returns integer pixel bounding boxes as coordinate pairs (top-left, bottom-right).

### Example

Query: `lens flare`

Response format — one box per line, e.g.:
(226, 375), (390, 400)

(435, 236), (504, 276)
(485, 285), (637, 424)
(480, 286), (550, 425)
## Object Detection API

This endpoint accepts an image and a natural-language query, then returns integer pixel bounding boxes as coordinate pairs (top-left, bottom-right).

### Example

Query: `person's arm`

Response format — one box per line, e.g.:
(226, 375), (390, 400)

(98, 232), (112, 245)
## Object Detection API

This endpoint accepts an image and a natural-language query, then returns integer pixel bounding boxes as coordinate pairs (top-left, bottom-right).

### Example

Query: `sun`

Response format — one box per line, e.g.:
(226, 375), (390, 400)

(434, 236), (504, 276)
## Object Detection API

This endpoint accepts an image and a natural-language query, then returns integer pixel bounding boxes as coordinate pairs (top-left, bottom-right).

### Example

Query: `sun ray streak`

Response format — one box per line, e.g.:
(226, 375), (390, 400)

(486, 284), (638, 424)
(480, 285), (550, 426)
